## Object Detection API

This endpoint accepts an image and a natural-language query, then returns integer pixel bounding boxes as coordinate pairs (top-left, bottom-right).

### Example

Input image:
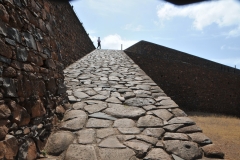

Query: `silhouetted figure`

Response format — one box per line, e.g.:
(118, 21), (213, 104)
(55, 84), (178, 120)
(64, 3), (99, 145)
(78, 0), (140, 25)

(97, 37), (101, 49)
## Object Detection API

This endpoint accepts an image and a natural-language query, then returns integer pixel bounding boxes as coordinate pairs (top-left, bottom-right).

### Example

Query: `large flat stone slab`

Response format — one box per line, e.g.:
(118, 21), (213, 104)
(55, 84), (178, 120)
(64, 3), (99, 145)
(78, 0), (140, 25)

(104, 103), (145, 118)
(125, 98), (155, 107)
(65, 144), (97, 160)
(113, 118), (136, 128)
(86, 118), (113, 128)
(99, 148), (135, 160)
(137, 115), (163, 127)
(63, 110), (87, 121)
(77, 129), (96, 144)
(143, 148), (172, 160)
(99, 136), (126, 148)
(60, 117), (87, 131)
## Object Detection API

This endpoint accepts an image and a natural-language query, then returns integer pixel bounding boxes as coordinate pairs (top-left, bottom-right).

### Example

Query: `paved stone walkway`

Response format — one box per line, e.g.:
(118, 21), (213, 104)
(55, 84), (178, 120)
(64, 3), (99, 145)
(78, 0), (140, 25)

(43, 50), (224, 160)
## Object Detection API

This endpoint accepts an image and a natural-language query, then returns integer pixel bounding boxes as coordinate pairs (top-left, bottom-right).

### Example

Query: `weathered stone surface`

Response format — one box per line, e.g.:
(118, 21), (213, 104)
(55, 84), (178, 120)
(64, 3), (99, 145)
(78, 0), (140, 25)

(187, 132), (212, 145)
(84, 104), (107, 114)
(89, 112), (117, 120)
(72, 102), (87, 110)
(8, 101), (30, 126)
(104, 103), (145, 118)
(137, 115), (163, 127)
(136, 135), (158, 145)
(118, 127), (141, 135)
(3, 66), (17, 77)
(164, 140), (202, 160)
(63, 110), (87, 121)
(31, 99), (46, 118)
(164, 132), (189, 141)
(0, 135), (18, 159)
(0, 125), (8, 140)
(0, 4), (9, 22)
(65, 144), (98, 160)
(171, 108), (187, 117)
(151, 109), (173, 121)
(143, 148), (172, 160)
(88, 94), (108, 100)
(0, 104), (11, 119)
(56, 105), (66, 114)
(177, 125), (202, 133)
(60, 117), (87, 131)
(45, 131), (75, 155)
(163, 124), (184, 132)
(86, 118), (113, 128)
(125, 97), (155, 107)
(106, 97), (122, 104)
(155, 99), (178, 108)
(124, 140), (151, 158)
(154, 96), (170, 102)
(136, 84), (151, 91)
(73, 91), (89, 99)
(77, 129), (95, 144)
(16, 47), (28, 62)
(113, 118), (136, 128)
(96, 128), (118, 139)
(99, 136), (126, 148)
(202, 144), (224, 159)
(143, 105), (157, 111)
(18, 138), (37, 160)
(2, 78), (17, 97)
(142, 128), (165, 138)
(168, 117), (195, 125)
(23, 32), (37, 50)
(99, 148), (135, 160)
(117, 135), (135, 142)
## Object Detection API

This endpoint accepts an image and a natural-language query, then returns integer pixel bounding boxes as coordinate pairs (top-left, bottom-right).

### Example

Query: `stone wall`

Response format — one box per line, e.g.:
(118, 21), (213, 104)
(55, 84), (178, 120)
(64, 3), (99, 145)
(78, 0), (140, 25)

(125, 40), (240, 117)
(0, 0), (95, 159)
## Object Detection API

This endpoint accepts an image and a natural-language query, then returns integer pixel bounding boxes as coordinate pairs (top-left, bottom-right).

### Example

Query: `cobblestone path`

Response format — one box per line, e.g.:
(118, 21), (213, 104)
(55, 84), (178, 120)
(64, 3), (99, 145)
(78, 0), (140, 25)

(43, 50), (224, 160)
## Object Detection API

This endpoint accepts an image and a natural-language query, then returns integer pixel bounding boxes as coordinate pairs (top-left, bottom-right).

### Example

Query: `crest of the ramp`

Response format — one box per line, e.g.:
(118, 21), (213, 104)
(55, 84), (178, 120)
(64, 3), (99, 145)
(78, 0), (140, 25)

(43, 49), (224, 160)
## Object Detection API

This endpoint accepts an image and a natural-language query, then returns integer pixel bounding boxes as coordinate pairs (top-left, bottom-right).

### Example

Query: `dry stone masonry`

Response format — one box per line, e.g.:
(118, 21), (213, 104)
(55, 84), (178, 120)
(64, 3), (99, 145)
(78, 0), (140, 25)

(44, 50), (224, 160)
(0, 0), (94, 159)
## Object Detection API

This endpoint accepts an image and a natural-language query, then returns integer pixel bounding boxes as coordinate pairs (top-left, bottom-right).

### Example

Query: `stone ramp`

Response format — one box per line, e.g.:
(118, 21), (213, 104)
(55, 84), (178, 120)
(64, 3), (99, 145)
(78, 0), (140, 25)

(43, 49), (224, 160)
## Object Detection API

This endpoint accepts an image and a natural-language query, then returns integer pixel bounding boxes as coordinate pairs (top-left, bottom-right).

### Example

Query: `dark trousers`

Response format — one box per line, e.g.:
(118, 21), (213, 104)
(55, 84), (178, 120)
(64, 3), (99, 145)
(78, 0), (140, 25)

(97, 43), (101, 49)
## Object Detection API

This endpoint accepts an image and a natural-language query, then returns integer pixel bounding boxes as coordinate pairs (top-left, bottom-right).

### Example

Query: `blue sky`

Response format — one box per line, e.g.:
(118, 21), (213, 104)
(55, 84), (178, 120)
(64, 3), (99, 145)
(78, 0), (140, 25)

(70, 0), (240, 68)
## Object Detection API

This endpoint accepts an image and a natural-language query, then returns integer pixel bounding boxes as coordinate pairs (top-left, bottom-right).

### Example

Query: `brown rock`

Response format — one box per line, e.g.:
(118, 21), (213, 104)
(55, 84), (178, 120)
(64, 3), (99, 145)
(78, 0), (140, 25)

(0, 125), (8, 140)
(163, 132), (189, 141)
(0, 4), (9, 22)
(3, 66), (17, 77)
(77, 129), (96, 144)
(0, 104), (11, 119)
(9, 101), (30, 126)
(113, 118), (136, 128)
(99, 136), (126, 148)
(56, 105), (65, 114)
(86, 118), (113, 128)
(18, 138), (37, 160)
(151, 109), (173, 121)
(96, 128), (118, 139)
(31, 99), (46, 118)
(0, 135), (18, 159)
(23, 64), (34, 72)
(202, 144), (224, 158)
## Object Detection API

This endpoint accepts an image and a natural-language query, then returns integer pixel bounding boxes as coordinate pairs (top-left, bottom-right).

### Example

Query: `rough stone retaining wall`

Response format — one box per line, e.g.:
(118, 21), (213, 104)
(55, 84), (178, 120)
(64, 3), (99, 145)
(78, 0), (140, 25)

(125, 40), (240, 116)
(0, 0), (95, 159)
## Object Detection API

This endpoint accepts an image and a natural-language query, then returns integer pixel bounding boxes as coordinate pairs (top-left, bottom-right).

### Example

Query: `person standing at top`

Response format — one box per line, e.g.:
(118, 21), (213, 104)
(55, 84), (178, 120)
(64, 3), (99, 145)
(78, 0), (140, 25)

(97, 37), (101, 49)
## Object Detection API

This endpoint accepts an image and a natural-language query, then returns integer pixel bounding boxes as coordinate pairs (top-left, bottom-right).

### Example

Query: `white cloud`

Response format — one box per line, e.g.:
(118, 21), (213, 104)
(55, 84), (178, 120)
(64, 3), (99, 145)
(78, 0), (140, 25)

(90, 34), (137, 50)
(221, 45), (240, 51)
(124, 24), (143, 31)
(157, 0), (240, 36)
